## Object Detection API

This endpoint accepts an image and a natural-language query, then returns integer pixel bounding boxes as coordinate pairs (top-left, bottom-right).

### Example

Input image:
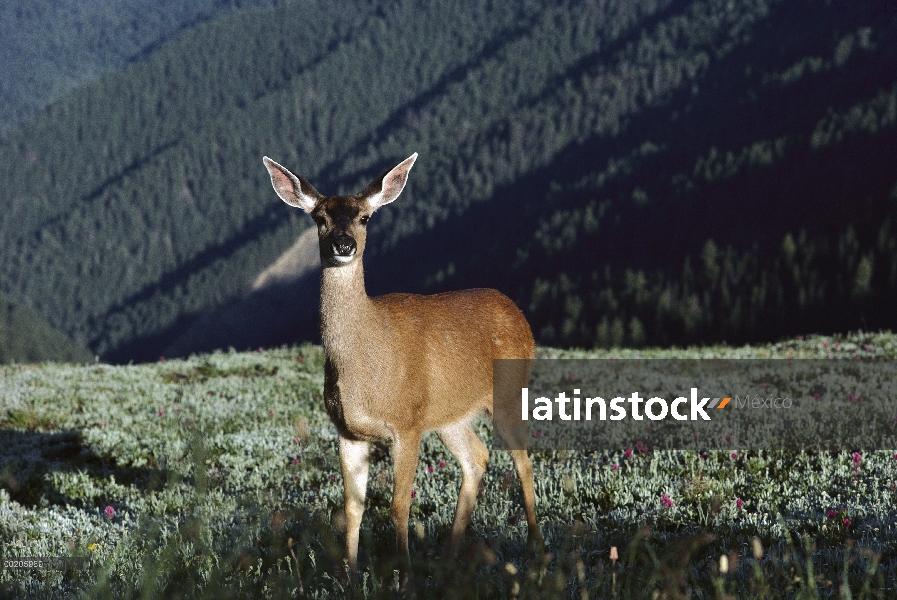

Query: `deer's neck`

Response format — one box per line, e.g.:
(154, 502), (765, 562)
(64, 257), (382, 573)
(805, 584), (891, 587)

(320, 260), (375, 361)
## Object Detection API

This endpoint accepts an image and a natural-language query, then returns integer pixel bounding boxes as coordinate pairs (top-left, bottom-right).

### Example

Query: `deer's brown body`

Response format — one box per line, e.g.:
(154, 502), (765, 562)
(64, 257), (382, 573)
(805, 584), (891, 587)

(263, 152), (541, 580)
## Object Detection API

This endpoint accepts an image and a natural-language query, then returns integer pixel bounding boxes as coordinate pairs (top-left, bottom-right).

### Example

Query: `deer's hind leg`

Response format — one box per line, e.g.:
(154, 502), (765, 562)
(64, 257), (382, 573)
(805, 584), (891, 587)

(492, 417), (543, 550)
(508, 448), (543, 549)
(491, 357), (543, 550)
(438, 420), (489, 557)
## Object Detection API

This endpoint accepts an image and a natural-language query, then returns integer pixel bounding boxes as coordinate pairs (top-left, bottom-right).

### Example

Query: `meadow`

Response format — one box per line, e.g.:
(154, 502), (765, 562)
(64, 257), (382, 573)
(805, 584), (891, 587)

(1, 332), (896, 598)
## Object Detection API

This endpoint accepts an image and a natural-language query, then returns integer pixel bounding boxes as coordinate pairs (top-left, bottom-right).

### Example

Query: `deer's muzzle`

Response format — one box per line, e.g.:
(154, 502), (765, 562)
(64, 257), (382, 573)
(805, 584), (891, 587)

(332, 234), (357, 258)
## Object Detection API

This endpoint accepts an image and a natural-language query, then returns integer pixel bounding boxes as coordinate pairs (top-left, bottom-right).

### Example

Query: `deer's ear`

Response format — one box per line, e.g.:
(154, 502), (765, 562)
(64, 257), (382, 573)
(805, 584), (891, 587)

(263, 156), (321, 213)
(366, 153), (417, 210)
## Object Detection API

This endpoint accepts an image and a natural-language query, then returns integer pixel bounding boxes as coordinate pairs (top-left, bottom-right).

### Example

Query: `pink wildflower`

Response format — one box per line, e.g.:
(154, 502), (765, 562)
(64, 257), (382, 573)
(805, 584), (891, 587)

(104, 506), (115, 519)
(661, 493), (674, 508)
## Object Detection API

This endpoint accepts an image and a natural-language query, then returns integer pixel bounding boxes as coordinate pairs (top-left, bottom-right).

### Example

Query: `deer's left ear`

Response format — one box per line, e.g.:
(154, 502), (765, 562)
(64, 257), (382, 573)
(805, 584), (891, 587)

(263, 156), (322, 213)
(366, 153), (417, 210)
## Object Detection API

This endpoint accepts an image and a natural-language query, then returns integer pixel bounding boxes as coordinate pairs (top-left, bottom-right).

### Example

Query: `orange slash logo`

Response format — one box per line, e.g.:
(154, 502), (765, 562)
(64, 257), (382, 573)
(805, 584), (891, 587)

(708, 397), (731, 409)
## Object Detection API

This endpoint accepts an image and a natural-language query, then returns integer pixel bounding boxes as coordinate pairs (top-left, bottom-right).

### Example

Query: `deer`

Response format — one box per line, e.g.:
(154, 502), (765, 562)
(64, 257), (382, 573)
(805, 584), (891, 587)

(262, 152), (542, 582)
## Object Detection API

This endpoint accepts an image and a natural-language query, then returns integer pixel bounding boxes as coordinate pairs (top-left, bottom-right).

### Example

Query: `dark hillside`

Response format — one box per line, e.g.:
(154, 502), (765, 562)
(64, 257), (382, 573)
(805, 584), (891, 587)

(0, 0), (283, 133)
(0, 294), (93, 364)
(379, 0), (897, 347)
(0, 0), (894, 361)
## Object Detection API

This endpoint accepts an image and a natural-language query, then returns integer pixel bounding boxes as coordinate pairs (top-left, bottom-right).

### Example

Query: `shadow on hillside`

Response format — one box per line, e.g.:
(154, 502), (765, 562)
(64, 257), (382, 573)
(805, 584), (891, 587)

(32, 138), (182, 236)
(0, 427), (161, 509)
(163, 270), (322, 359)
(362, 0), (897, 342)
(105, 265), (322, 364)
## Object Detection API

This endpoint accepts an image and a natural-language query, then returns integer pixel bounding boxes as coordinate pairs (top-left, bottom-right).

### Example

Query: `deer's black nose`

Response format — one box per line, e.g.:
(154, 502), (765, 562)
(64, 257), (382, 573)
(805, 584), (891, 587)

(332, 235), (356, 257)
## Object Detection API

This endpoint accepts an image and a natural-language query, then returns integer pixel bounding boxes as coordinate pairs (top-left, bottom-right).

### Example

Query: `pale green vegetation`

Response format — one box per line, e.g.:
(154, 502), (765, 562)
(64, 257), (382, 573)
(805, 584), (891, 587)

(1, 332), (896, 598)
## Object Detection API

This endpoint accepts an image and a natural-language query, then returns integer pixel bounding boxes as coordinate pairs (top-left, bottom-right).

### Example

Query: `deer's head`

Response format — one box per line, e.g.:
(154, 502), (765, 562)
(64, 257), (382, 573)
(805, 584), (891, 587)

(263, 154), (417, 267)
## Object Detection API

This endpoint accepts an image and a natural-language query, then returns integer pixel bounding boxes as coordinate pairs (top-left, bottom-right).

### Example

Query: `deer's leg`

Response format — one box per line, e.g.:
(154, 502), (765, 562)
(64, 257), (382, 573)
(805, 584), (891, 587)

(438, 421), (489, 557)
(509, 448), (543, 549)
(492, 359), (544, 551)
(391, 431), (422, 580)
(338, 435), (370, 573)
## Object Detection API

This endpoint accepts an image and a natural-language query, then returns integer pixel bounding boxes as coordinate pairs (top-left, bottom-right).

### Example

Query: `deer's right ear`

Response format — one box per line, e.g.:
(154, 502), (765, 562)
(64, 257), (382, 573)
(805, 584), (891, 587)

(263, 156), (321, 213)
(366, 153), (418, 210)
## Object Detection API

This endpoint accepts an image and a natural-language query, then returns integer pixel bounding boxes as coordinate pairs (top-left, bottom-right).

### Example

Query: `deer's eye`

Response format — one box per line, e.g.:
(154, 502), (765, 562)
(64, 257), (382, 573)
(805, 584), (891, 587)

(359, 215), (370, 225)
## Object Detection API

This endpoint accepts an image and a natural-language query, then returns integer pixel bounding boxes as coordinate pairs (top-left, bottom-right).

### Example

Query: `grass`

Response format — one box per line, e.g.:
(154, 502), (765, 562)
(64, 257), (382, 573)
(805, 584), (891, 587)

(0, 332), (896, 598)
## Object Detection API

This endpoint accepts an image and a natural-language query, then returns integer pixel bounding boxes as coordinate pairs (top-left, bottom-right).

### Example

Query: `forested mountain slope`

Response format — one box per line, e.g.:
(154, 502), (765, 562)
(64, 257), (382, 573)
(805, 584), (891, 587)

(0, 0), (895, 362)
(0, 294), (93, 364)
(0, 0), (282, 133)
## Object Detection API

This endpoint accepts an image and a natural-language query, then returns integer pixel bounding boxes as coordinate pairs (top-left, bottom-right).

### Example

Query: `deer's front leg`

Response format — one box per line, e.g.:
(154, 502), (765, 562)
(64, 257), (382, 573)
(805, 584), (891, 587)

(390, 431), (422, 582)
(338, 435), (370, 574)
